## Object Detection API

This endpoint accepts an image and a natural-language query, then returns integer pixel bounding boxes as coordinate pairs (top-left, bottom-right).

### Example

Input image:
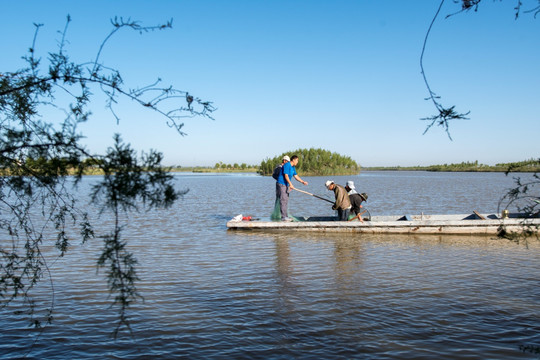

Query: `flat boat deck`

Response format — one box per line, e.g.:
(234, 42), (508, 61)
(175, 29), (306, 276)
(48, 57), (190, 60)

(226, 213), (540, 235)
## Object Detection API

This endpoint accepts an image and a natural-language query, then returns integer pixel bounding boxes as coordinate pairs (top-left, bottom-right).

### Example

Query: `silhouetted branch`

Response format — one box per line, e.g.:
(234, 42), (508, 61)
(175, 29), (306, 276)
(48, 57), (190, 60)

(420, 0), (470, 140)
(422, 0), (539, 138)
(1, 15), (211, 339)
(498, 159), (540, 242)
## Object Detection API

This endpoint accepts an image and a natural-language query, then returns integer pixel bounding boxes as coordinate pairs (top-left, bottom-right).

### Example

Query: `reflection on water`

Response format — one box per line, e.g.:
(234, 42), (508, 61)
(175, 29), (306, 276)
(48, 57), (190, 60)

(1, 172), (539, 359)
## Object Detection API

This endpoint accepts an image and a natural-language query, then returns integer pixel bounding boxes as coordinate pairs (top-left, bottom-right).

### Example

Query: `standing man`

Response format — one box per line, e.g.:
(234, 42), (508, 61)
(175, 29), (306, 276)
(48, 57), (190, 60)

(345, 180), (368, 222)
(273, 155), (290, 220)
(277, 155), (308, 221)
(325, 180), (351, 221)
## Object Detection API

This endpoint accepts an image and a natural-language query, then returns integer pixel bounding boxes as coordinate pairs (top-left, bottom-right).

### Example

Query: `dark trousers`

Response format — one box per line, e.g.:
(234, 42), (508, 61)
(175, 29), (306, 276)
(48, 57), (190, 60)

(276, 183), (289, 220)
(337, 209), (350, 221)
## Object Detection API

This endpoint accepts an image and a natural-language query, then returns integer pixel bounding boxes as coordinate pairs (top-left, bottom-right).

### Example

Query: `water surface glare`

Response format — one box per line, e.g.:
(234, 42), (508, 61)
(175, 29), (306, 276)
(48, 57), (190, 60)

(1, 171), (539, 359)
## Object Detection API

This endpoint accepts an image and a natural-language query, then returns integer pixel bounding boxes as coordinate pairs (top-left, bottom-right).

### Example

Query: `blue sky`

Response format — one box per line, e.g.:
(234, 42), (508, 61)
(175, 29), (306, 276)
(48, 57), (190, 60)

(2, 1), (539, 167)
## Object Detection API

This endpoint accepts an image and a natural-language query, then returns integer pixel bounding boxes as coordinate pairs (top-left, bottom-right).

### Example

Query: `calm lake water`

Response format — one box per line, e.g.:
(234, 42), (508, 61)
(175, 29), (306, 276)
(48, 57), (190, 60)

(1, 171), (539, 359)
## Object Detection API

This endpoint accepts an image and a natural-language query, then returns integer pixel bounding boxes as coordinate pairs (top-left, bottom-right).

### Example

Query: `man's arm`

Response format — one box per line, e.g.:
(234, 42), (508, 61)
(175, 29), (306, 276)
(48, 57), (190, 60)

(293, 174), (308, 185)
(284, 173), (294, 189)
(348, 211), (365, 222)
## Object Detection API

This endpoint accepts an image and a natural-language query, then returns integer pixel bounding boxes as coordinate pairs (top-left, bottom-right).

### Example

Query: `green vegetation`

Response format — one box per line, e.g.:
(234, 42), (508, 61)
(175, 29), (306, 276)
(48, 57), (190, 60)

(171, 164), (258, 173)
(365, 159), (540, 173)
(212, 162), (258, 171)
(0, 17), (214, 335)
(259, 148), (360, 176)
(0, 156), (106, 176)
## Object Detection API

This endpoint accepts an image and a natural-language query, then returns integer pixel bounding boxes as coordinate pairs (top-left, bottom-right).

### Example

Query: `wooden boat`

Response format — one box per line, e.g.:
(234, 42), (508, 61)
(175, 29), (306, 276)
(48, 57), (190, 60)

(226, 212), (540, 235)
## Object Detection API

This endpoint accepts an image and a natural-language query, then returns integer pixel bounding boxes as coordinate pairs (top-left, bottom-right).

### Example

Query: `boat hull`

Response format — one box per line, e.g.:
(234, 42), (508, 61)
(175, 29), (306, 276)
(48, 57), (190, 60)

(226, 213), (540, 235)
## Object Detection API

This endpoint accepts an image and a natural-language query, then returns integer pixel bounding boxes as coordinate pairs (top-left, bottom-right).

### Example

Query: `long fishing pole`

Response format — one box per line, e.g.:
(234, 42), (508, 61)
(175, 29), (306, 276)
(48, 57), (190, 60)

(293, 188), (334, 204)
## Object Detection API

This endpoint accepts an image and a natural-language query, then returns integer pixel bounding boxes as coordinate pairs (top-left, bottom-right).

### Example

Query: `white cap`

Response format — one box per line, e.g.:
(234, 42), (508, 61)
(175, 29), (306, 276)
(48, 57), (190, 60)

(346, 181), (355, 189)
(325, 180), (334, 188)
(282, 155), (290, 162)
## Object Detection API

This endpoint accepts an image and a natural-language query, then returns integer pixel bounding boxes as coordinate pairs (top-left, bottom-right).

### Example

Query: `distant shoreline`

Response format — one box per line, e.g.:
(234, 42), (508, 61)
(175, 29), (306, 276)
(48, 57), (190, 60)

(5, 163), (535, 177)
(171, 167), (258, 173)
(362, 167), (539, 173)
(169, 167), (538, 175)
(170, 168), (537, 174)
(171, 160), (539, 174)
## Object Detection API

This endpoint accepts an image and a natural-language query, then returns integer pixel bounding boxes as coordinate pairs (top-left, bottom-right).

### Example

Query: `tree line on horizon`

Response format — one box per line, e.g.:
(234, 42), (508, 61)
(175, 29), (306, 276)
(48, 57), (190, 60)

(365, 159), (540, 172)
(259, 148), (360, 176)
(9, 156), (539, 175)
(212, 162), (257, 170)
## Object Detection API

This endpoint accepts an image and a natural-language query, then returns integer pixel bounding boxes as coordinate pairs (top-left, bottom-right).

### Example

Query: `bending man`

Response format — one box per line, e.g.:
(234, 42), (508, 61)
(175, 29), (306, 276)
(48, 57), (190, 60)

(325, 180), (351, 221)
(345, 180), (368, 222)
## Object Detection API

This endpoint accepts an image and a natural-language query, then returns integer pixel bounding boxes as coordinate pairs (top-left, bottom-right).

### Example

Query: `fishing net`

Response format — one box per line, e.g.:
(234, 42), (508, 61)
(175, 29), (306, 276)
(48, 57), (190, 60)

(271, 198), (301, 221)
(271, 199), (281, 220)
(348, 208), (372, 221)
